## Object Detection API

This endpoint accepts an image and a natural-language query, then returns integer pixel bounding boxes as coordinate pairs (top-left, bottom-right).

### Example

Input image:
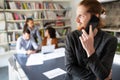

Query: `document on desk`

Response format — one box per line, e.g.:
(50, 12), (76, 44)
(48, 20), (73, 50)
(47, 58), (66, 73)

(26, 53), (43, 66)
(44, 52), (65, 61)
(43, 48), (65, 61)
(43, 68), (66, 79)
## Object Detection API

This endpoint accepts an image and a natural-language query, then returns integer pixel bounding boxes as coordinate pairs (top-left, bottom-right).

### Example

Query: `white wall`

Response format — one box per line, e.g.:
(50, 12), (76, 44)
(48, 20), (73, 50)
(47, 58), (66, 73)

(70, 0), (82, 31)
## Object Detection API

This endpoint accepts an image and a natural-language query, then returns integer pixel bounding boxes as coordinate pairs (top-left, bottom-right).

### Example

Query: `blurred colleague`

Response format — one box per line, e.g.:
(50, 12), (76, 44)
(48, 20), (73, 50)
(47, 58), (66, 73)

(42, 26), (58, 48)
(23, 18), (42, 44)
(16, 29), (38, 54)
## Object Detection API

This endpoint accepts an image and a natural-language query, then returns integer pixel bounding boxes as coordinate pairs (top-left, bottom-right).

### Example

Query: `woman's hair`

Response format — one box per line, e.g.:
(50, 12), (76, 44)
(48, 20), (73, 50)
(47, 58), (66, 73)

(45, 26), (56, 38)
(23, 28), (30, 34)
(23, 18), (33, 33)
(79, 0), (104, 28)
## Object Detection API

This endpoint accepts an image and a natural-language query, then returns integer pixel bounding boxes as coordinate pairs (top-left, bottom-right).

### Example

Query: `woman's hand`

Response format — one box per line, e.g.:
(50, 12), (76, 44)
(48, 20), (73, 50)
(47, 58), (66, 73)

(79, 25), (95, 57)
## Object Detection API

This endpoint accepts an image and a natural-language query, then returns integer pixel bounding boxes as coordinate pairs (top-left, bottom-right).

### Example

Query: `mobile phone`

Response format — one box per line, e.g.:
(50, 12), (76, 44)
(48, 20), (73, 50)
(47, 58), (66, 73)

(85, 15), (99, 34)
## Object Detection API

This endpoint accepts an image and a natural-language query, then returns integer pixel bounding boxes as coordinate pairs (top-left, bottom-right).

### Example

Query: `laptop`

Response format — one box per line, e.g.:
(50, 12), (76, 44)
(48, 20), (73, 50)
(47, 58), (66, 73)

(41, 45), (55, 54)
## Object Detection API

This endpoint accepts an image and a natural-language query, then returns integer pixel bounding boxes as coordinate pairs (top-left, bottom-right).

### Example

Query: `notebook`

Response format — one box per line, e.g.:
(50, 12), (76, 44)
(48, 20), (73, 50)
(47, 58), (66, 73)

(41, 45), (55, 54)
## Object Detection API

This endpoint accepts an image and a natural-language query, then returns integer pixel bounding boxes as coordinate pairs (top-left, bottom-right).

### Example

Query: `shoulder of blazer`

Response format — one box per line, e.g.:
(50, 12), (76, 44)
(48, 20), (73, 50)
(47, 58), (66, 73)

(52, 38), (58, 43)
(66, 30), (82, 42)
(101, 30), (117, 43)
(42, 37), (47, 45)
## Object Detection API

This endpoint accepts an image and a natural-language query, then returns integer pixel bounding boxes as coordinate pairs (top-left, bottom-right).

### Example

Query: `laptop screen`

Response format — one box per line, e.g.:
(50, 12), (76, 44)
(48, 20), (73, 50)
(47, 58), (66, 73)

(41, 45), (55, 54)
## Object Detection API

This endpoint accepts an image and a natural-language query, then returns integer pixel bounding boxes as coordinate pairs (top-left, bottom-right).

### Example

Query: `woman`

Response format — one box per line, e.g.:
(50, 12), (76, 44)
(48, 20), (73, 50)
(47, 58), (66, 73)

(23, 18), (42, 44)
(65, 0), (117, 80)
(42, 26), (58, 48)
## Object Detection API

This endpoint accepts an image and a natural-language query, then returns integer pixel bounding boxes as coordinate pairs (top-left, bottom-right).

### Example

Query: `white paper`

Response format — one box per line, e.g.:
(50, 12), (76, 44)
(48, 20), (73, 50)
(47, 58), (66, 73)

(26, 53), (43, 66)
(54, 48), (65, 53)
(43, 68), (66, 79)
(43, 51), (65, 61)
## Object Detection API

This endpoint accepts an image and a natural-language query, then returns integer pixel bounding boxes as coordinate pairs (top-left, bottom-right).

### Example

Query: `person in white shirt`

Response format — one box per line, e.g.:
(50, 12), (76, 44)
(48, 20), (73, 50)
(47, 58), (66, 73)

(16, 29), (38, 54)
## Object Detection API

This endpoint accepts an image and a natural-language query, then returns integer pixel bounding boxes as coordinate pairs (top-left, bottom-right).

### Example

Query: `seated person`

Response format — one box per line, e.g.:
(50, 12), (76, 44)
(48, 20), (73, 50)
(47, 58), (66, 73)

(42, 26), (58, 48)
(16, 29), (38, 54)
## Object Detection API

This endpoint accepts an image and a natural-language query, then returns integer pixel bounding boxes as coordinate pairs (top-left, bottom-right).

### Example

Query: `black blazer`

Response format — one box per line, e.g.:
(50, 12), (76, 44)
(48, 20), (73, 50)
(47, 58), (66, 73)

(65, 29), (117, 80)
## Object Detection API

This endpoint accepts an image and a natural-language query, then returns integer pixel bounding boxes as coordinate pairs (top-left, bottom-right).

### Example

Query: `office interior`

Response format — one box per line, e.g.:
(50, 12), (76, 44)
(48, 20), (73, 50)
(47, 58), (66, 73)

(0, 0), (120, 80)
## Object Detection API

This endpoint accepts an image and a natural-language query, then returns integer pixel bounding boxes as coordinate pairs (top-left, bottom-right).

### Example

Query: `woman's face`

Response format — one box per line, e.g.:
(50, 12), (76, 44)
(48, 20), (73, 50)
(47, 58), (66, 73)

(76, 5), (91, 30)
(45, 30), (49, 38)
(27, 20), (34, 28)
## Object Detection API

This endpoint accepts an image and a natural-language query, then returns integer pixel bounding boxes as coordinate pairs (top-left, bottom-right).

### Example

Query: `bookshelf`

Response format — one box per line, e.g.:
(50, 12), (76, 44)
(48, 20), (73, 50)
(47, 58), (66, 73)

(0, 0), (71, 54)
(0, 0), (9, 54)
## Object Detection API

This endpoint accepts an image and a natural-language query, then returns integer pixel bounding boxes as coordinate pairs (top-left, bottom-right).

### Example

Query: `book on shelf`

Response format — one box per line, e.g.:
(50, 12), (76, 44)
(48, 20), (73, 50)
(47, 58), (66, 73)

(15, 23), (23, 29)
(35, 2), (43, 9)
(55, 21), (65, 26)
(58, 4), (65, 9)
(0, 13), (5, 20)
(7, 23), (23, 30)
(44, 22), (55, 27)
(34, 12), (39, 19)
(65, 20), (71, 26)
(15, 32), (21, 41)
(8, 33), (12, 42)
(7, 23), (15, 30)
(13, 13), (20, 20)
(62, 29), (67, 35)
(41, 12), (45, 19)
(56, 12), (65, 19)
(0, 21), (5, 30)
(15, 2), (22, 9)
(8, 32), (21, 42)
(0, 33), (7, 43)
(44, 21), (68, 28)
(6, 11), (41, 21)
(56, 28), (70, 36)
(5, 1), (43, 10)
(5, 1), (10, 9)
(48, 3), (55, 9)
(38, 12), (42, 19)
(19, 22), (24, 29)
(9, 2), (18, 9)
(0, 0), (4, 9)
(5, 12), (14, 20)
(39, 29), (44, 39)
(56, 30), (60, 38)
(46, 11), (57, 19)
(65, 10), (71, 18)
(44, 2), (65, 10)
(22, 3), (28, 9)
(43, 11), (65, 19)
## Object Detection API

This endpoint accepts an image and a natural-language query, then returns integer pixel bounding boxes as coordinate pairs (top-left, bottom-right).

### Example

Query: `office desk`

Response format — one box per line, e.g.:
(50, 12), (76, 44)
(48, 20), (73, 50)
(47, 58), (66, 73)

(8, 48), (66, 80)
